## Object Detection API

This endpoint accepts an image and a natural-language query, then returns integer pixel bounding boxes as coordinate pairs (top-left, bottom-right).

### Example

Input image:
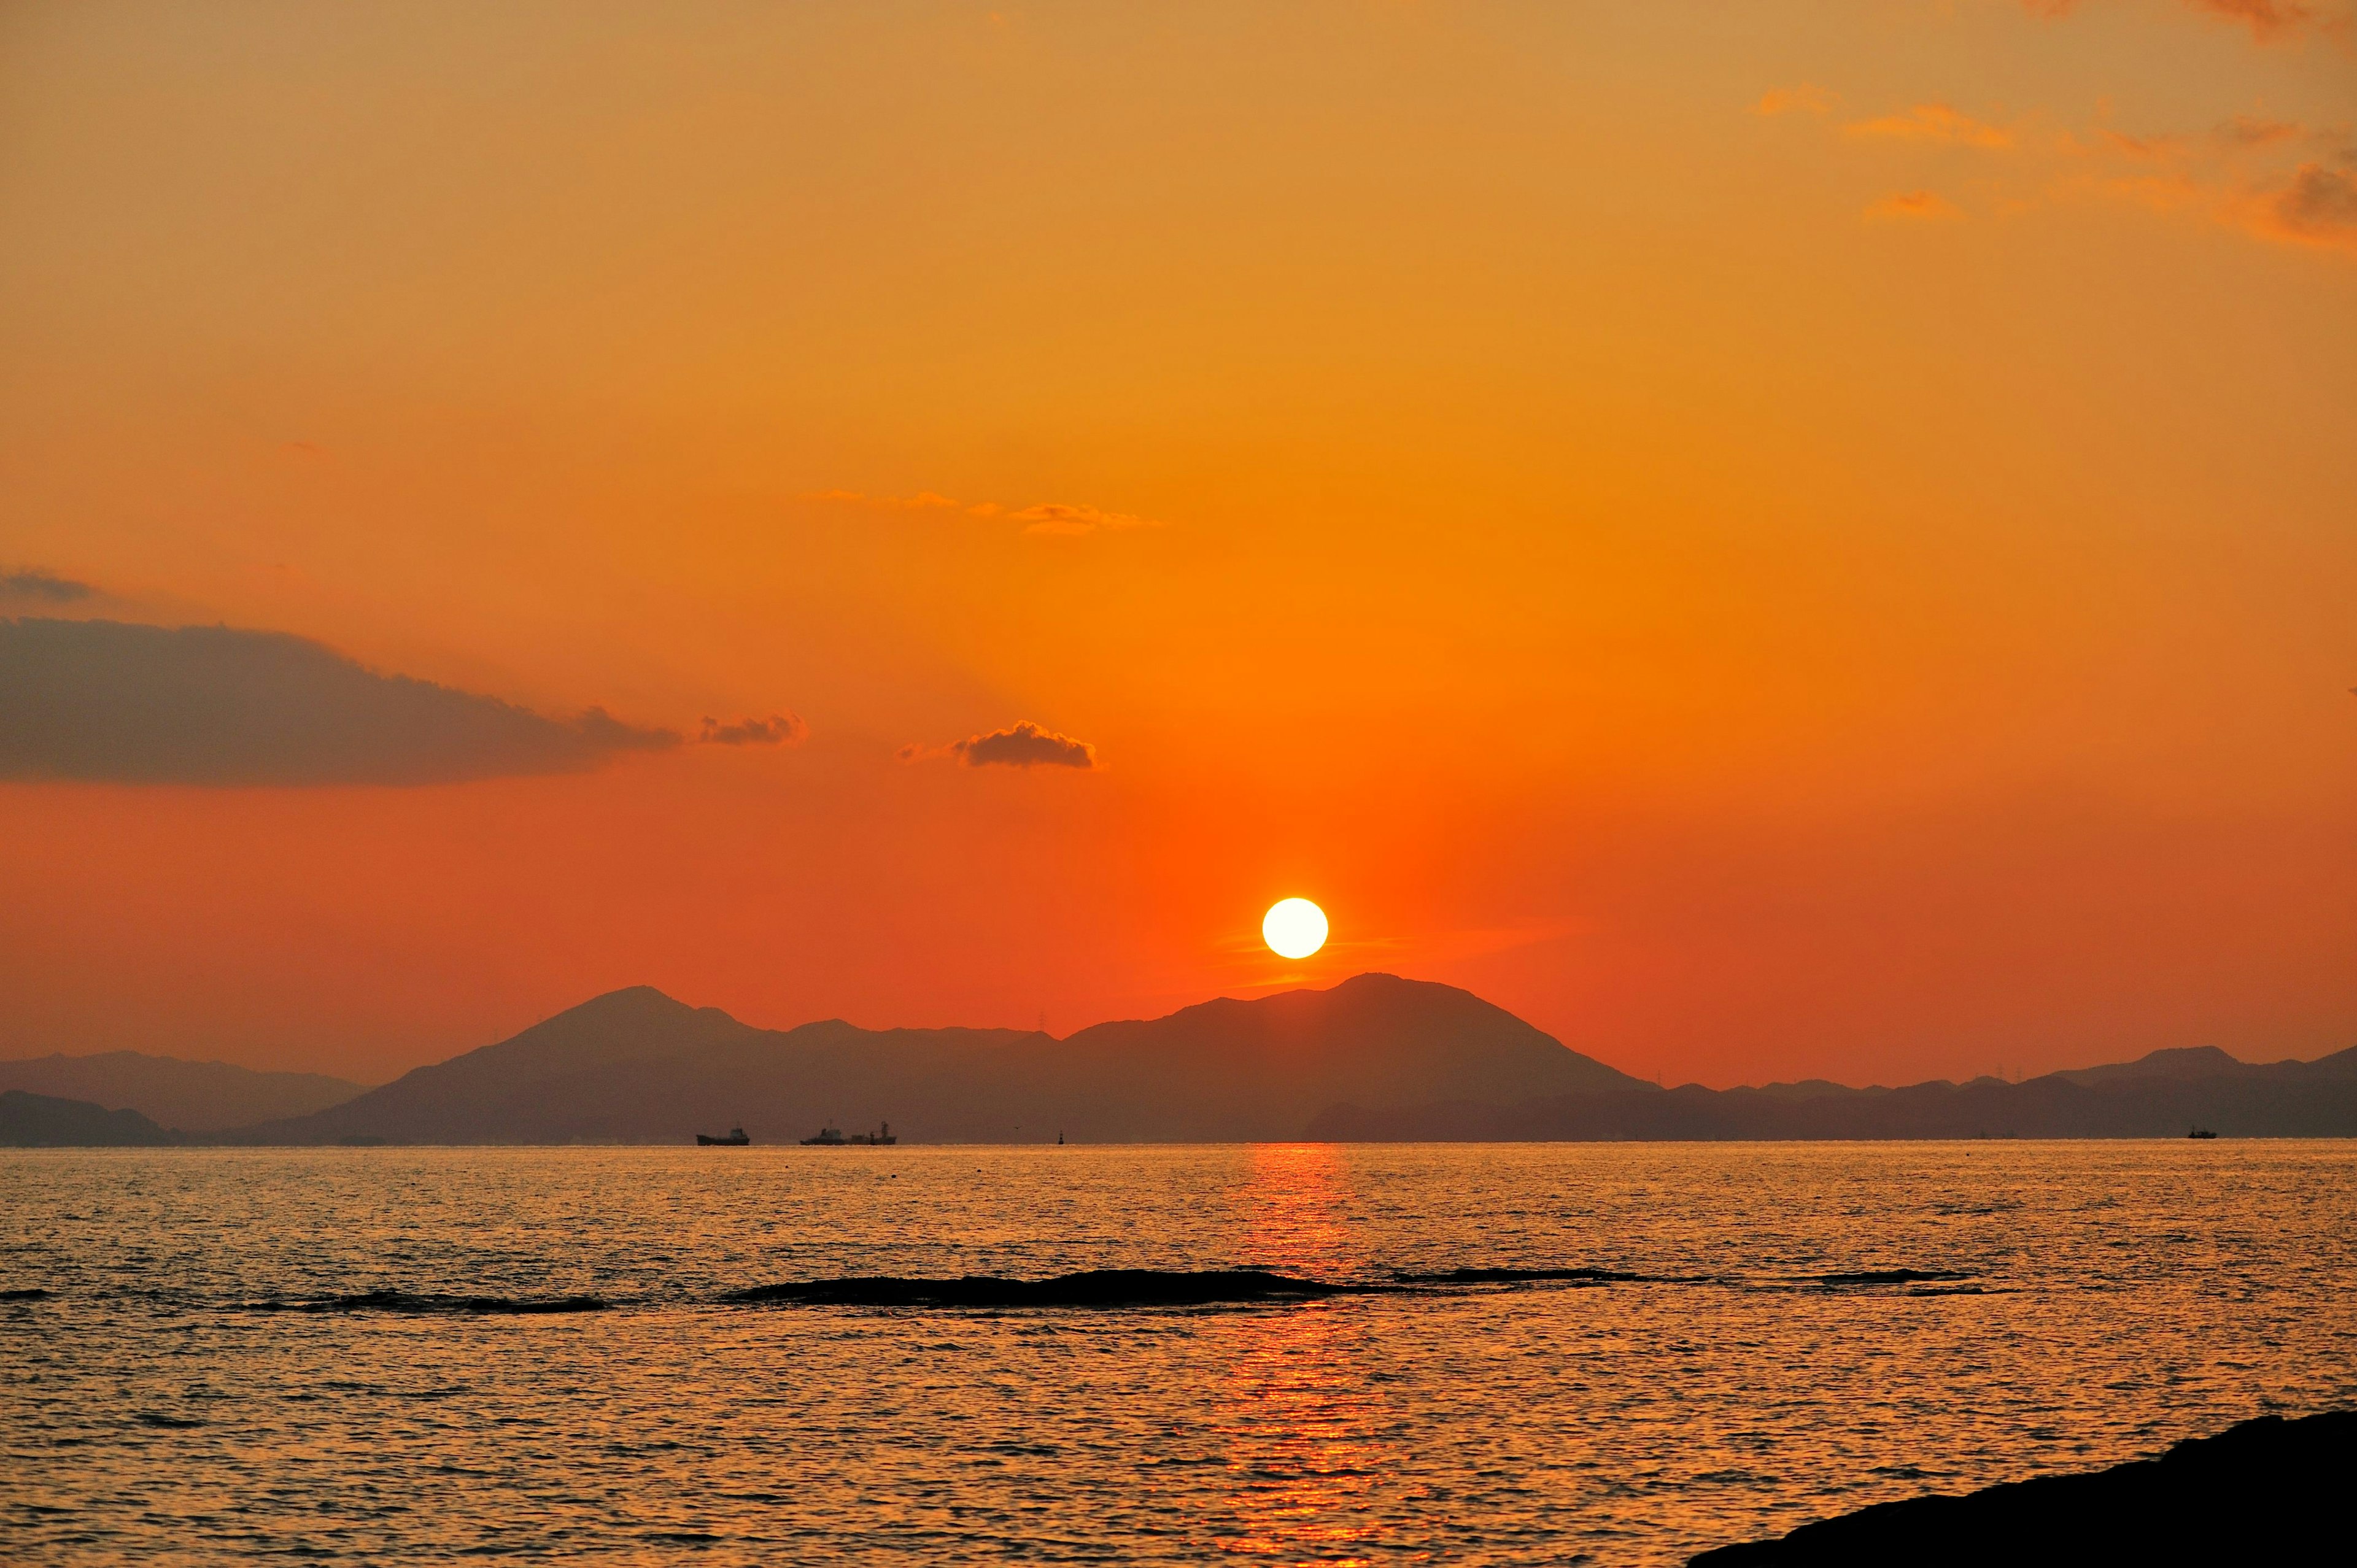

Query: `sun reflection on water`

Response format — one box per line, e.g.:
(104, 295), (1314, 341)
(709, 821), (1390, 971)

(1212, 1145), (1414, 1566)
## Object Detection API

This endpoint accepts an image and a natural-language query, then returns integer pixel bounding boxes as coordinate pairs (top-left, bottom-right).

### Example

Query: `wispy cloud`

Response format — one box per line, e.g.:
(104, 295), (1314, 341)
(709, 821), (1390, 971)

(699, 713), (808, 746)
(1755, 84), (1836, 117)
(2067, 117), (2357, 255)
(2239, 160), (2357, 250)
(1006, 503), (1156, 537)
(0, 617), (678, 786)
(807, 490), (1161, 537)
(1866, 190), (1964, 221)
(2025, 0), (2335, 41)
(2216, 114), (2304, 148)
(2188, 0), (2322, 40)
(0, 569), (95, 604)
(1775, 75), (2357, 262)
(1846, 104), (2014, 150)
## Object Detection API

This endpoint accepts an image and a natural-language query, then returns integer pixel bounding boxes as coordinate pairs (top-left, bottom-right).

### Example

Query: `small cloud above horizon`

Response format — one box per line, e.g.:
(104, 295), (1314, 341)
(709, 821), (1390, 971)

(1755, 84), (1835, 117)
(805, 489), (1162, 538)
(902, 720), (1098, 770)
(1846, 104), (2014, 150)
(2024, 0), (2334, 42)
(1006, 503), (1157, 537)
(1867, 190), (1965, 222)
(699, 713), (809, 747)
(1, 569), (96, 604)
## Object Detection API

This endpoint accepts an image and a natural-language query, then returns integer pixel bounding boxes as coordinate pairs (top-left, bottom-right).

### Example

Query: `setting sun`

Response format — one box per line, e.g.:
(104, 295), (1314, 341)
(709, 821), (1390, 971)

(1262, 898), (1329, 961)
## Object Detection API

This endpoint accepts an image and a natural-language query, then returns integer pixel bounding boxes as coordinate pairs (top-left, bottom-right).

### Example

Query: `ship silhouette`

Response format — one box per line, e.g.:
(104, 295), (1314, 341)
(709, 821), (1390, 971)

(802, 1120), (896, 1146)
(695, 1124), (749, 1146)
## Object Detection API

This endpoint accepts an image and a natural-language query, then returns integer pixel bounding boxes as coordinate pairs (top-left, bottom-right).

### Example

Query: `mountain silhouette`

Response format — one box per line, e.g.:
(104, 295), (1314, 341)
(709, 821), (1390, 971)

(1310, 1041), (2357, 1141)
(230, 973), (1649, 1145)
(1, 1089), (177, 1146)
(0, 1050), (363, 1132)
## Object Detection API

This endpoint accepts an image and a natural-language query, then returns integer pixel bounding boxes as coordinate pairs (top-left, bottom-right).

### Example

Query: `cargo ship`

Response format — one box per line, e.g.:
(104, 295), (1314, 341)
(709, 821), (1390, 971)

(802, 1121), (896, 1146)
(697, 1124), (750, 1146)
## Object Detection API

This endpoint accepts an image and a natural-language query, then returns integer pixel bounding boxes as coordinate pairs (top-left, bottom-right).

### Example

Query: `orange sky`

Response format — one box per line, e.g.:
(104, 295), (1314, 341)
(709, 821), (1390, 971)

(3, 1), (2353, 1087)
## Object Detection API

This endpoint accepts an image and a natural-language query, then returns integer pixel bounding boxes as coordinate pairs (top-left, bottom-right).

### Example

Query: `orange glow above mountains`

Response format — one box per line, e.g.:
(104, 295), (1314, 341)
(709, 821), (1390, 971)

(1, 2), (2351, 1087)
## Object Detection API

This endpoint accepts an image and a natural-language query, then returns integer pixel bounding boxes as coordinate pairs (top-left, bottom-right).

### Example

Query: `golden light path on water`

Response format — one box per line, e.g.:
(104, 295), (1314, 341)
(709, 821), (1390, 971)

(6, 1142), (2356, 1563)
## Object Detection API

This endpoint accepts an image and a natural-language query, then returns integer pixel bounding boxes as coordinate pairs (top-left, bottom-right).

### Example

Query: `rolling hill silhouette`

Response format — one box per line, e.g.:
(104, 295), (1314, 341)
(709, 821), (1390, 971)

(0, 1051), (363, 1132)
(234, 973), (1650, 1145)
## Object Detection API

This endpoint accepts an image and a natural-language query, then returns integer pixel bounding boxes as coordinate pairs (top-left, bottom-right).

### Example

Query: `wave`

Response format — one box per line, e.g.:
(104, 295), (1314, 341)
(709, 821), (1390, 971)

(0, 1287), (53, 1302)
(1810, 1269), (1973, 1288)
(241, 1291), (609, 1315)
(724, 1267), (1363, 1308)
(1393, 1266), (1652, 1285)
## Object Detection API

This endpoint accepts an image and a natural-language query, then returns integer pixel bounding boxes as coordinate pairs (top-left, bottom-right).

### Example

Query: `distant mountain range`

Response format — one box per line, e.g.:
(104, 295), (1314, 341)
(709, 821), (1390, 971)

(230, 973), (1646, 1145)
(0, 1050), (364, 1132)
(2, 975), (2351, 1146)
(1, 1089), (177, 1147)
(1309, 1048), (2357, 1141)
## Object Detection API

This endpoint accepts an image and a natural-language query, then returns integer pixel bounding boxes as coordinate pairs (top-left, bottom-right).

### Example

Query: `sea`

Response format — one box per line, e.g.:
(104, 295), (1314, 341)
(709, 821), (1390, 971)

(6, 1141), (2354, 1564)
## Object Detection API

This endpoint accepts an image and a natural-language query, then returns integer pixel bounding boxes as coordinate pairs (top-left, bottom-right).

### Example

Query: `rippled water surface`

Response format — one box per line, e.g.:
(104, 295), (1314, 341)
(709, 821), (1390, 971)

(6, 1142), (2354, 1563)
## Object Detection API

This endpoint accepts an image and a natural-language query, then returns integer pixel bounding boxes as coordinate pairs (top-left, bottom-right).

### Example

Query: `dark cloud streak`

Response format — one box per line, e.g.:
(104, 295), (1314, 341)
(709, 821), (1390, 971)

(0, 618), (678, 786)
(1, 570), (95, 604)
(699, 713), (808, 746)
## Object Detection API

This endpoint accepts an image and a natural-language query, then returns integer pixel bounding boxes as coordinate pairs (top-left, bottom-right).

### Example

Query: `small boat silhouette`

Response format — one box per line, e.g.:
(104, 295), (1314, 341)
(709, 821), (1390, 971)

(697, 1124), (750, 1146)
(2188, 1126), (2219, 1140)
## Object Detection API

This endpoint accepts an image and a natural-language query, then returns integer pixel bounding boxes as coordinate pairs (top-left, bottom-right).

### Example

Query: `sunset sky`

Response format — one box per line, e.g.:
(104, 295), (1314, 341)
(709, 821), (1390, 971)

(3, 1), (2352, 1089)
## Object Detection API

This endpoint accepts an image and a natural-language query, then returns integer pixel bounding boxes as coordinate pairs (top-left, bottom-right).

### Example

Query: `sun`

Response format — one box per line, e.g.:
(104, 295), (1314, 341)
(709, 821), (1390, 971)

(1262, 897), (1329, 960)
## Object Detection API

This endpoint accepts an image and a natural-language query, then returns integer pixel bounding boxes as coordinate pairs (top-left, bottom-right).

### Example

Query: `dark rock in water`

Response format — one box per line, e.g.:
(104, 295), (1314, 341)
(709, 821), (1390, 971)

(244, 1291), (608, 1315)
(726, 1267), (1361, 1308)
(0, 1090), (177, 1146)
(1689, 1408), (2356, 1564)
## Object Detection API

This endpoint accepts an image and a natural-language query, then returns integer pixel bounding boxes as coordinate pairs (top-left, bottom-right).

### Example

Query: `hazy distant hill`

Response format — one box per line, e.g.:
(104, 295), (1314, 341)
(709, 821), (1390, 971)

(230, 973), (1652, 1145)
(0, 1051), (364, 1132)
(1310, 1042), (2357, 1141)
(1, 1090), (177, 1146)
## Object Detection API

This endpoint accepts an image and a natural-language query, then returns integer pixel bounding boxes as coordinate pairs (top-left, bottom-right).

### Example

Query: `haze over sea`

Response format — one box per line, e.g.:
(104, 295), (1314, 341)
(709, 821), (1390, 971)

(8, 1141), (2354, 1564)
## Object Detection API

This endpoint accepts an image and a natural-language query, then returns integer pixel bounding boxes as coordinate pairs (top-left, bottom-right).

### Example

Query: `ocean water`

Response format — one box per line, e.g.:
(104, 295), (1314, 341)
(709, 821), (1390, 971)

(6, 1141), (2354, 1564)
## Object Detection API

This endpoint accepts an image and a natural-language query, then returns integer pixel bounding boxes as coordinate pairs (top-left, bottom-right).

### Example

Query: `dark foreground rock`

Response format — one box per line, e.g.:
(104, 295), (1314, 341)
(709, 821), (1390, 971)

(1691, 1408), (2355, 1564)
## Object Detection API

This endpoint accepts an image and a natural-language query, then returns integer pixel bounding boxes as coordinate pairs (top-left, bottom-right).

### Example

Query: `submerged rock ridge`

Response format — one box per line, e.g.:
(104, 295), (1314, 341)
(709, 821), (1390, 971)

(1689, 1408), (2356, 1563)
(724, 1268), (1364, 1308)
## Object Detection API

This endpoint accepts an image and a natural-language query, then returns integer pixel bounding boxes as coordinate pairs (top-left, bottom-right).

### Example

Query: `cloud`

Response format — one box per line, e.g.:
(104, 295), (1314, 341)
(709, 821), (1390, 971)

(902, 720), (1097, 769)
(1007, 503), (1158, 536)
(1, 569), (95, 604)
(805, 489), (1160, 536)
(2216, 114), (2304, 148)
(2187, 0), (2320, 39)
(1866, 190), (1965, 221)
(2025, 0), (2329, 38)
(2243, 161), (2357, 248)
(1846, 104), (2014, 150)
(698, 712), (808, 746)
(1755, 85), (1836, 117)
(0, 617), (679, 786)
